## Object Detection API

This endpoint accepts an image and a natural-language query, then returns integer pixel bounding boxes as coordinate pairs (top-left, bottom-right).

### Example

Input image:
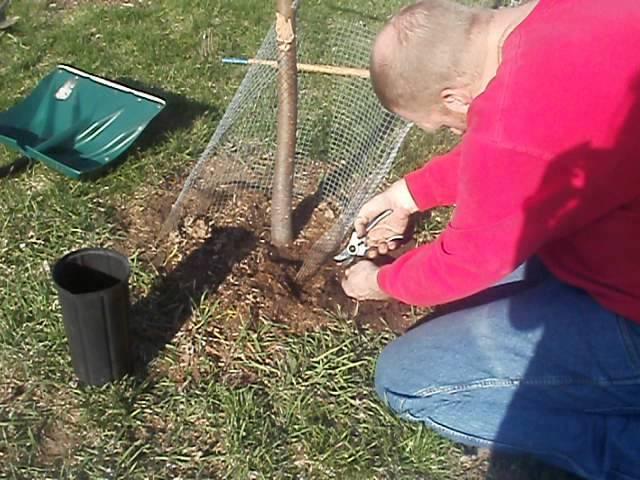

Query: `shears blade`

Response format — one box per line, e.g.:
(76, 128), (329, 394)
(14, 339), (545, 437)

(333, 209), (403, 264)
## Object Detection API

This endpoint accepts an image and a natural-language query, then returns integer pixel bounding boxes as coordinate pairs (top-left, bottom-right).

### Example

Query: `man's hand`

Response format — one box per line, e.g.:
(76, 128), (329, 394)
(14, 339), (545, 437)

(355, 179), (418, 257)
(341, 260), (391, 301)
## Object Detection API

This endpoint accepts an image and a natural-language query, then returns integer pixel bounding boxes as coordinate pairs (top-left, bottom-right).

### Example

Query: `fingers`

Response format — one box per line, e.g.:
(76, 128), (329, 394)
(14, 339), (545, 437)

(365, 239), (398, 258)
(340, 276), (352, 298)
(355, 195), (387, 236)
(354, 215), (370, 237)
(342, 264), (359, 298)
(366, 223), (400, 240)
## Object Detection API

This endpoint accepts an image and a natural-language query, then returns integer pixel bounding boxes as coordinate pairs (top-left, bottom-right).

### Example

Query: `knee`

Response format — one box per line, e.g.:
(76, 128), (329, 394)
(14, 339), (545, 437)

(374, 319), (453, 405)
(374, 336), (421, 407)
(373, 313), (481, 412)
(374, 335), (450, 423)
(374, 340), (397, 403)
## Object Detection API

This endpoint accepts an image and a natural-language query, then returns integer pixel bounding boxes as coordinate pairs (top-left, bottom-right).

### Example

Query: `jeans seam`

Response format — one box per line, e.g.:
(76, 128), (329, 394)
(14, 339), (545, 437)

(412, 375), (640, 397)
(385, 387), (596, 480)
(616, 316), (640, 372)
(382, 373), (640, 479)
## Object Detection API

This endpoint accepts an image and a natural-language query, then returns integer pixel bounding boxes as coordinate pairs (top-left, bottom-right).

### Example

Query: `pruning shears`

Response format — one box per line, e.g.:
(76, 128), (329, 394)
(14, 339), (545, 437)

(333, 209), (404, 265)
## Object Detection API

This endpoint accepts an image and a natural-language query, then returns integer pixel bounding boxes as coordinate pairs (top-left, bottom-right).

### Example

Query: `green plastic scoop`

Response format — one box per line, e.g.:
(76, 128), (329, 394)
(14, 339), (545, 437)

(0, 65), (165, 179)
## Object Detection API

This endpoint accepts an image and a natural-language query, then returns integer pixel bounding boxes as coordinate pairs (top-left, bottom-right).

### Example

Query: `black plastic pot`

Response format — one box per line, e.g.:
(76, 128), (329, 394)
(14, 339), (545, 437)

(52, 248), (131, 386)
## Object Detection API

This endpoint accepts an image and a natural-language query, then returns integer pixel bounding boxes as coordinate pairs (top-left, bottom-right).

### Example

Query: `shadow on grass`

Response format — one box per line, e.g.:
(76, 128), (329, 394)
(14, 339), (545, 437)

(129, 193), (321, 374)
(115, 78), (216, 153)
(484, 451), (584, 480)
(129, 226), (257, 374)
(0, 156), (33, 179)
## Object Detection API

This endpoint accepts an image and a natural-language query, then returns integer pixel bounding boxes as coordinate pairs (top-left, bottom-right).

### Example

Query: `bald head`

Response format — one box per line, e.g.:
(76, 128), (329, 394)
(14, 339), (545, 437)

(371, 0), (491, 120)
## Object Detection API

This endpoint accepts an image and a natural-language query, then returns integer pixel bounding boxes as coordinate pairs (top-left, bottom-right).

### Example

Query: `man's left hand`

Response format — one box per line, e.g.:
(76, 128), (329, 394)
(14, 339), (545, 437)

(341, 260), (391, 301)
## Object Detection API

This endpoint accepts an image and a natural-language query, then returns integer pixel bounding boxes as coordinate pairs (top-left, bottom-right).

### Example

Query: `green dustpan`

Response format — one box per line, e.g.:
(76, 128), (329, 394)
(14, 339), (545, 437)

(0, 65), (165, 179)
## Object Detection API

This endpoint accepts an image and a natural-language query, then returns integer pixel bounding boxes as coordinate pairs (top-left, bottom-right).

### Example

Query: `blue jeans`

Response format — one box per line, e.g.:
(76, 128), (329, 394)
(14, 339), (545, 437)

(375, 259), (640, 480)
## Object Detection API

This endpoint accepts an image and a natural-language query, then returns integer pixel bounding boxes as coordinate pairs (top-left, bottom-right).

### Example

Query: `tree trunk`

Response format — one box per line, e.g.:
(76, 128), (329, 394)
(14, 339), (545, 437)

(271, 0), (298, 248)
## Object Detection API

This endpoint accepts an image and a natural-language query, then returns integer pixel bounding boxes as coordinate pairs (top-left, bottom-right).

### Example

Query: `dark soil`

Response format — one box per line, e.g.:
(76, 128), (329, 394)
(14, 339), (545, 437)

(118, 178), (426, 337)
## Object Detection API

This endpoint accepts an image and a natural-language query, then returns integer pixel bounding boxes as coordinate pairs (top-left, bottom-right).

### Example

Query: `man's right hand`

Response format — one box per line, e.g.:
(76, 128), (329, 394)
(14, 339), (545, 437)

(355, 179), (419, 257)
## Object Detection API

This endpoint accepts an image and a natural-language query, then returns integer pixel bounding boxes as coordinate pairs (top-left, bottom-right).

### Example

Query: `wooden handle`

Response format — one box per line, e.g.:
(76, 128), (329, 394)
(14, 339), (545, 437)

(248, 58), (370, 79)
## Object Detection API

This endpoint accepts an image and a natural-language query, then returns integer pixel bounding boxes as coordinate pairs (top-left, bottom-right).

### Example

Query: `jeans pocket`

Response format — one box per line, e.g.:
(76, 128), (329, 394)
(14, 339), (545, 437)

(616, 316), (640, 373)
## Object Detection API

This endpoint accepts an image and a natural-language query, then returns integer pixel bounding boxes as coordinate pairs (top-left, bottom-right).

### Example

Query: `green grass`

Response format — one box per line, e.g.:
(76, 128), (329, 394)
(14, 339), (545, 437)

(0, 1), (579, 479)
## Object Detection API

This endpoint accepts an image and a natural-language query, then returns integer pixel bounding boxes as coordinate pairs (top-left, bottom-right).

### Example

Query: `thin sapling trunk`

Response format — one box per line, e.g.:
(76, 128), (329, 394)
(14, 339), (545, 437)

(271, 0), (298, 248)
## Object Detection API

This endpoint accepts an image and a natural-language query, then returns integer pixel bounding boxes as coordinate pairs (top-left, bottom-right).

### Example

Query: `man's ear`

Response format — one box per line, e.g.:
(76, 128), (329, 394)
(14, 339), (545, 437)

(441, 88), (471, 114)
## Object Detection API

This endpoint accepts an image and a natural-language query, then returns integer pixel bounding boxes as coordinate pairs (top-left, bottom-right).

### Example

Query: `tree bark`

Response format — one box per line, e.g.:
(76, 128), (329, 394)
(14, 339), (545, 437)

(271, 0), (298, 248)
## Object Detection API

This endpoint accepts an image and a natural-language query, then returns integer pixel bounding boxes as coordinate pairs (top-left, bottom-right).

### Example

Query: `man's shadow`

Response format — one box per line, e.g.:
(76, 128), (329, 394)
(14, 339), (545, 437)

(128, 194), (321, 373)
(129, 226), (257, 372)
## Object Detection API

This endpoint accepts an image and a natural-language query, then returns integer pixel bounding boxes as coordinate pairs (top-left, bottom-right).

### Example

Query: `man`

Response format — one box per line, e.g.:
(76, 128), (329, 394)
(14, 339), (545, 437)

(341, 0), (640, 478)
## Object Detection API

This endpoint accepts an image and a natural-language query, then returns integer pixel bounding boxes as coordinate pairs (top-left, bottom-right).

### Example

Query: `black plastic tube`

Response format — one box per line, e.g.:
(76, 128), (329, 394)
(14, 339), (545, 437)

(52, 248), (131, 386)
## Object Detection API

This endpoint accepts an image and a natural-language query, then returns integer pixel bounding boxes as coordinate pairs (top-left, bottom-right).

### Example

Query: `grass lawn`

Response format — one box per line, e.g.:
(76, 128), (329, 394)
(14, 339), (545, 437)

(0, 1), (581, 478)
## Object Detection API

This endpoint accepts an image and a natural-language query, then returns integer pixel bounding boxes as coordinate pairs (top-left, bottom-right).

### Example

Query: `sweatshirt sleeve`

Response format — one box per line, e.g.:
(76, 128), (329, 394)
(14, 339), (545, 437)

(404, 144), (462, 211)
(377, 136), (624, 307)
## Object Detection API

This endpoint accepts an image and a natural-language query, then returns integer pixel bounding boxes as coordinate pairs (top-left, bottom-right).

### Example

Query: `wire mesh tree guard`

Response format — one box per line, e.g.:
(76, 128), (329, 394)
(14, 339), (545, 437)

(160, 0), (413, 278)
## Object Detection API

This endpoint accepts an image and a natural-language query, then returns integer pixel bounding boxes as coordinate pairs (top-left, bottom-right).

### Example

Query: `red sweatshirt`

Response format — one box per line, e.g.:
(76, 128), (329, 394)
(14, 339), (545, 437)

(377, 0), (640, 323)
